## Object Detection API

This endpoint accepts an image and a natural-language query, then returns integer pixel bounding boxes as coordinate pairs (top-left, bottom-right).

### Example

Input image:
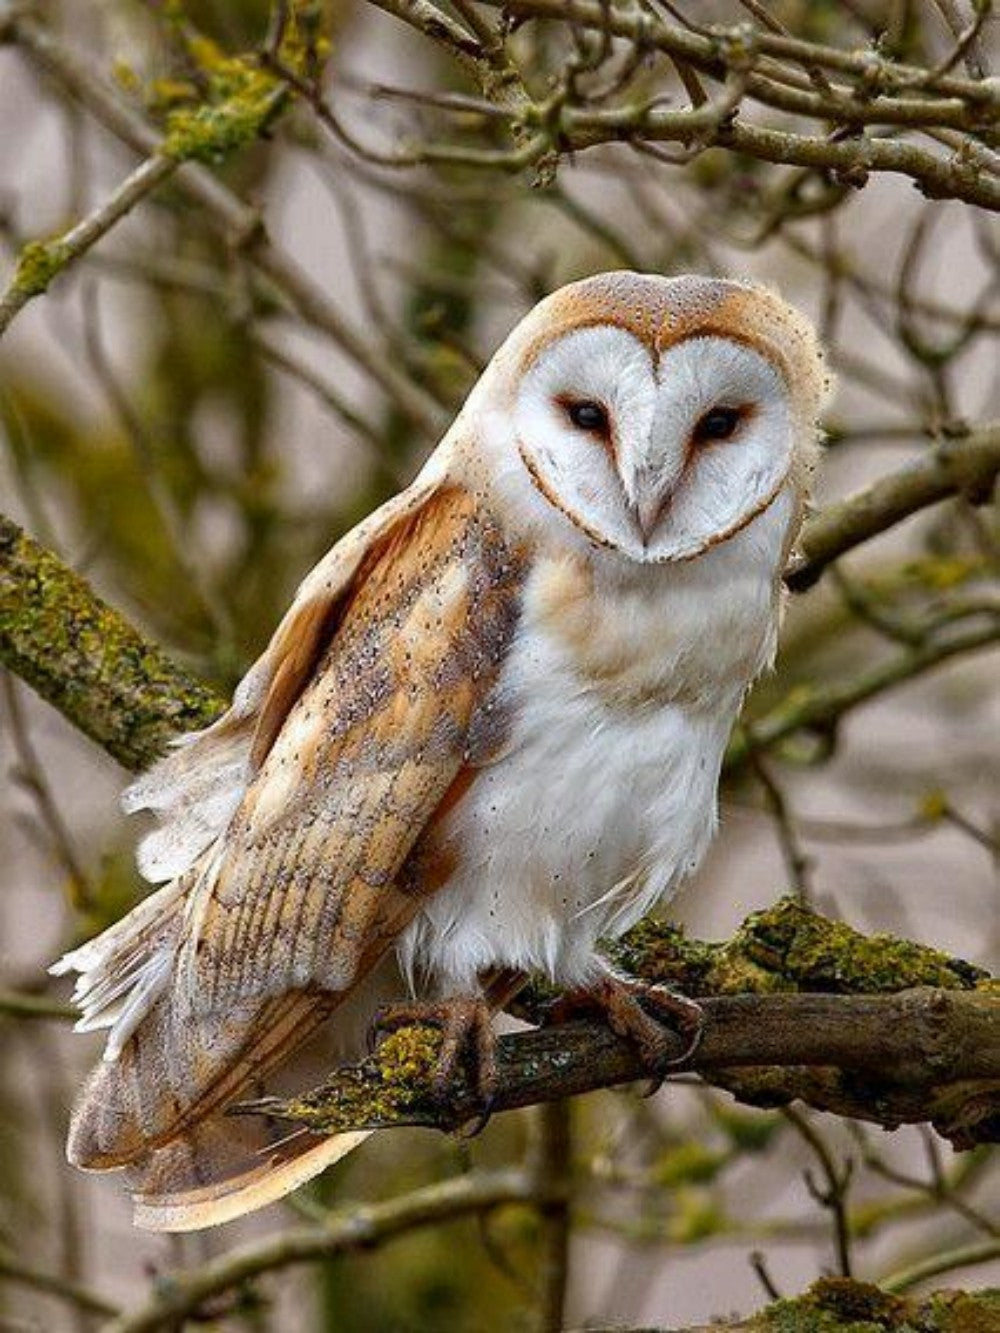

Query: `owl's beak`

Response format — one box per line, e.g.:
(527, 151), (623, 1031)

(626, 456), (680, 544)
(634, 493), (667, 543)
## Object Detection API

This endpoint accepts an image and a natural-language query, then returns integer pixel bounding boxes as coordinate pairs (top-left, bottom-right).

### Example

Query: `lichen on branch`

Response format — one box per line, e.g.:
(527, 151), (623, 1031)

(158, 43), (288, 165)
(236, 899), (1000, 1152)
(588, 1279), (1000, 1333)
(0, 514), (223, 770)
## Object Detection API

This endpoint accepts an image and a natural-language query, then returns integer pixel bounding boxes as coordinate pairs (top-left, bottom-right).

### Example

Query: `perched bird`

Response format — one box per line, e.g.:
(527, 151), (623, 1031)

(53, 272), (827, 1231)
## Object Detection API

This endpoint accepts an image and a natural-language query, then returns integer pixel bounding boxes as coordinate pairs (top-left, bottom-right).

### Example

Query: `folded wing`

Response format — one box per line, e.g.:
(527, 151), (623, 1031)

(56, 480), (525, 1228)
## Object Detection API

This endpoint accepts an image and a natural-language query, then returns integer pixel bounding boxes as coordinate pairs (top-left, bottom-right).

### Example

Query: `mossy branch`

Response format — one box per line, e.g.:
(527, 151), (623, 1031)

(0, 514), (223, 770)
(236, 899), (1000, 1152)
(583, 1279), (1000, 1333)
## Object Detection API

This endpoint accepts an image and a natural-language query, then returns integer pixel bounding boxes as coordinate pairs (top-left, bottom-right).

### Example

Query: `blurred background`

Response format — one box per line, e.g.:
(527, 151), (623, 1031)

(0, 1), (998, 1329)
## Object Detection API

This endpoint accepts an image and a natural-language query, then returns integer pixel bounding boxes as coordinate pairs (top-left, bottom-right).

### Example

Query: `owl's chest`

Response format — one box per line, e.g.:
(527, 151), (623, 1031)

(399, 550), (778, 988)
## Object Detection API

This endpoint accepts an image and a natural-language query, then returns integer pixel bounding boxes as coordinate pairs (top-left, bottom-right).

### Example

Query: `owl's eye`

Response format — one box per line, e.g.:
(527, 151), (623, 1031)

(563, 399), (609, 434)
(693, 406), (744, 443)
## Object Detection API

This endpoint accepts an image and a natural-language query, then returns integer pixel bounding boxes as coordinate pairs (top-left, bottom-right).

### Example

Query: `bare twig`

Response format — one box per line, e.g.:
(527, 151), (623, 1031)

(0, 1250), (119, 1320)
(731, 618), (1000, 768)
(783, 1108), (855, 1277)
(0, 154), (176, 340)
(103, 1170), (540, 1333)
(0, 989), (77, 1021)
(882, 1237), (1000, 1293)
(2, 5), (446, 439)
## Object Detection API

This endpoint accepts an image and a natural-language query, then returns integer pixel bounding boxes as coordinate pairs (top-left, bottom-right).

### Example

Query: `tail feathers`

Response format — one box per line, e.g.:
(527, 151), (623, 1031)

(67, 986), (335, 1171)
(50, 877), (186, 1058)
(68, 984), (368, 1232)
(126, 1117), (371, 1232)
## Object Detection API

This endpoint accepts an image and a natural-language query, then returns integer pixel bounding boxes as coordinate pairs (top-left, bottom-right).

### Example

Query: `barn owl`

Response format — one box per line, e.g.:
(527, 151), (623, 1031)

(53, 272), (827, 1232)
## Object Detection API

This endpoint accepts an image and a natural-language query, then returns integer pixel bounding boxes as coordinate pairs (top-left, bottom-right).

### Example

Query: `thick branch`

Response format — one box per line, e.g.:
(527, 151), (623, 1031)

(0, 514), (223, 769)
(238, 899), (1000, 1151)
(581, 1278), (1000, 1333)
(238, 987), (1000, 1151)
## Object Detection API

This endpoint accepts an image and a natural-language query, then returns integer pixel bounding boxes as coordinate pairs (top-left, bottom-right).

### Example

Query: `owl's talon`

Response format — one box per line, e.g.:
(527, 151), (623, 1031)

(549, 975), (704, 1081)
(370, 995), (498, 1130)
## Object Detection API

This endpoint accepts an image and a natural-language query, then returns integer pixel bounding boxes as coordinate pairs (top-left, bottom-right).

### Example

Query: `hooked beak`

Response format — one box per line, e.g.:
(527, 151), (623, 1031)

(634, 492), (667, 544)
(624, 454), (683, 546)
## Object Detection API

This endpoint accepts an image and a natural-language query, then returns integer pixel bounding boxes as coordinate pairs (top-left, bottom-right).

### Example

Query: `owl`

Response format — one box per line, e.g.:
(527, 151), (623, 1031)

(53, 272), (827, 1231)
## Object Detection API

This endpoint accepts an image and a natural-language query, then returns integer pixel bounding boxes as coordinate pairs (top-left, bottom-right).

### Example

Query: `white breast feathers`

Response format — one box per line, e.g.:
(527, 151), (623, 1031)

(398, 492), (791, 993)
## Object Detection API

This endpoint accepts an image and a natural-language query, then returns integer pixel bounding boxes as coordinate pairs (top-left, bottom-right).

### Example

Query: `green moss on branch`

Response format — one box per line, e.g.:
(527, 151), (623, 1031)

(0, 513), (224, 770)
(161, 51), (287, 164)
(10, 237), (73, 298)
(238, 900), (1000, 1150)
(607, 896), (986, 998)
(609, 1280), (1000, 1332)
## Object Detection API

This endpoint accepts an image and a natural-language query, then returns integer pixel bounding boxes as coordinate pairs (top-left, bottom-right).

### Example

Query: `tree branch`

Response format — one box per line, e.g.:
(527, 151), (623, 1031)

(102, 1169), (539, 1333)
(236, 899), (1000, 1152)
(787, 424), (1000, 590)
(0, 1249), (120, 1320)
(579, 1278), (1000, 1333)
(0, 3), (446, 439)
(0, 154), (177, 339)
(729, 617), (1000, 769)
(0, 514), (223, 770)
(0, 987), (77, 1020)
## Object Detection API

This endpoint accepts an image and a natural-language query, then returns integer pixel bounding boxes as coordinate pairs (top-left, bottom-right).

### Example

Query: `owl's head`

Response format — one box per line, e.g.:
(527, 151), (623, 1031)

(468, 272), (829, 564)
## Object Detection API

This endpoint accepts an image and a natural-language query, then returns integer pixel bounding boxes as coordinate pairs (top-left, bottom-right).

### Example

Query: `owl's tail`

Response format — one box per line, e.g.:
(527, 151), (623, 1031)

(64, 980), (371, 1231)
(53, 866), (380, 1231)
(127, 1117), (371, 1233)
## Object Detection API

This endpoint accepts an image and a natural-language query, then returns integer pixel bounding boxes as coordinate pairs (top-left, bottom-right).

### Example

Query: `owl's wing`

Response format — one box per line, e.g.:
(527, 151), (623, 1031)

(176, 478), (524, 1015)
(59, 481), (526, 1228)
(121, 467), (447, 885)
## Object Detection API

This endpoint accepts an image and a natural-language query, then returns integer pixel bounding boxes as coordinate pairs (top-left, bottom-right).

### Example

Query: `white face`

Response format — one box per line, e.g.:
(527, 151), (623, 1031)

(512, 326), (795, 562)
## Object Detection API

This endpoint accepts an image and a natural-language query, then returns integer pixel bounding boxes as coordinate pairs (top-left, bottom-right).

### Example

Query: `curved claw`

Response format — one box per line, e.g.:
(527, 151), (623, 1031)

(639, 983), (705, 1068)
(548, 975), (705, 1088)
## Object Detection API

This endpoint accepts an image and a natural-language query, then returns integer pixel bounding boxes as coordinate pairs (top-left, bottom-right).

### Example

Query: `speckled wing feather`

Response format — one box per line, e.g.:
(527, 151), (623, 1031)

(64, 484), (525, 1226)
(178, 483), (525, 1013)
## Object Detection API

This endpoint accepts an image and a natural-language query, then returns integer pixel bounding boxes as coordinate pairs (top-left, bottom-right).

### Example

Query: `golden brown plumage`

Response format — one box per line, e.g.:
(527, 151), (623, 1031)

(61, 483), (526, 1227)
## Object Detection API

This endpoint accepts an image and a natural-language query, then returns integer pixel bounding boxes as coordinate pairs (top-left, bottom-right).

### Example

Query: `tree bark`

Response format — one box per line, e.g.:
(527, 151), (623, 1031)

(236, 898), (1000, 1151)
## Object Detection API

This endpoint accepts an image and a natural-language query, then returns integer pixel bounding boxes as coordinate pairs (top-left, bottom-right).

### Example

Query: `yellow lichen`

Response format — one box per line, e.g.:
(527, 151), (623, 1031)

(161, 51), (286, 166)
(12, 238), (71, 298)
(152, 7), (330, 166)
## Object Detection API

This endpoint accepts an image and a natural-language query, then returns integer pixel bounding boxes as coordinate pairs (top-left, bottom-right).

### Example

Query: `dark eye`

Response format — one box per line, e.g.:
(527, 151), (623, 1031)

(694, 406), (743, 443)
(565, 400), (609, 434)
